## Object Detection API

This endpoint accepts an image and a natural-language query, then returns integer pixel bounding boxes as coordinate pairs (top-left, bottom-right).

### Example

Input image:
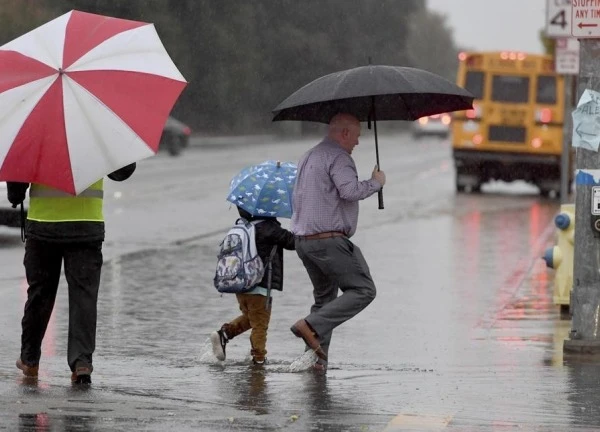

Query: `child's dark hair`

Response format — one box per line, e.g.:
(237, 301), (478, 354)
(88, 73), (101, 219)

(237, 206), (275, 220)
(237, 206), (253, 220)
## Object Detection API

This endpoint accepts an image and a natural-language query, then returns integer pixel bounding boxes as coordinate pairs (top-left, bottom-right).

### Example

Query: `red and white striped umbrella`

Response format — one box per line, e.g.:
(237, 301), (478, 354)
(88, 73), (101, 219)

(0, 10), (187, 194)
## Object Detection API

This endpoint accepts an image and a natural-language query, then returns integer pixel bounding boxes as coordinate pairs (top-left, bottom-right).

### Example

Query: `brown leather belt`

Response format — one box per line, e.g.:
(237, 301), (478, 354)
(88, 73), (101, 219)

(298, 231), (346, 240)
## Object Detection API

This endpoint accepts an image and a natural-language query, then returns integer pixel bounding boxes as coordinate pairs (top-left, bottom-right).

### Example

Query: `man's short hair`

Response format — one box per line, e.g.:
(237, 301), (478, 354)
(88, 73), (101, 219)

(329, 113), (359, 131)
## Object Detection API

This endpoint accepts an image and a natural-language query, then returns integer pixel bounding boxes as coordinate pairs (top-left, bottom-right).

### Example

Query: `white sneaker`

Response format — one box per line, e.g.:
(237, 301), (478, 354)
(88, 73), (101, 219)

(210, 330), (228, 361)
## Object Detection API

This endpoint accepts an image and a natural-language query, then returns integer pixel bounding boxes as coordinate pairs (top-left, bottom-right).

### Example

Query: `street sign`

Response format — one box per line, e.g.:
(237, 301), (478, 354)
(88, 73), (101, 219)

(572, 0), (600, 38)
(547, 0), (572, 37)
(555, 38), (580, 75)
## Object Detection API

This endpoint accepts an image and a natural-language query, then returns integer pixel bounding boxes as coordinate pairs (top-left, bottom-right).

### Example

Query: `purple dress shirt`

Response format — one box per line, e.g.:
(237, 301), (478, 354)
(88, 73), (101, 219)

(290, 137), (382, 238)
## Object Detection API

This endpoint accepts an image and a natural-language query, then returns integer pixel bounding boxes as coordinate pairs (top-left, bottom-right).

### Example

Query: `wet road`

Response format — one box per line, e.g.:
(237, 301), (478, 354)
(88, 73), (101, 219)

(0, 132), (593, 431)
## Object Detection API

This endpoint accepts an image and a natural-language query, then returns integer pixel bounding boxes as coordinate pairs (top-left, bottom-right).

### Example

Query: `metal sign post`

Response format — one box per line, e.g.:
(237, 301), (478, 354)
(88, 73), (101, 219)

(561, 74), (573, 203)
(555, 37), (579, 202)
(547, 3), (580, 203)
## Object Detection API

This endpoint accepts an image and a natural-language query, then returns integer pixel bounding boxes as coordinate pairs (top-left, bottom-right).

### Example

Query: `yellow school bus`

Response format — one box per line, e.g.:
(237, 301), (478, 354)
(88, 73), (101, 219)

(452, 51), (568, 196)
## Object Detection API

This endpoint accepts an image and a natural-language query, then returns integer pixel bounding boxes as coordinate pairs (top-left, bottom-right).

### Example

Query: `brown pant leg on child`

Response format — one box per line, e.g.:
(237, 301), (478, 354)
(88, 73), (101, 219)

(245, 295), (271, 362)
(222, 294), (252, 338)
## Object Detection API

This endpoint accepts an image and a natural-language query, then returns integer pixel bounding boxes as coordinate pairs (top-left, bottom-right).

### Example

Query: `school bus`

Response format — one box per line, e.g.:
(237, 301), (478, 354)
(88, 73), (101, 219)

(452, 51), (568, 196)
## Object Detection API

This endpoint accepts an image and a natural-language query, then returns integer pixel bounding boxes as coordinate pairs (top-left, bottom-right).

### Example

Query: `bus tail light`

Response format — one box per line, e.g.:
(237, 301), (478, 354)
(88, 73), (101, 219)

(473, 134), (483, 145)
(531, 137), (543, 148)
(536, 108), (552, 123)
(501, 51), (527, 61)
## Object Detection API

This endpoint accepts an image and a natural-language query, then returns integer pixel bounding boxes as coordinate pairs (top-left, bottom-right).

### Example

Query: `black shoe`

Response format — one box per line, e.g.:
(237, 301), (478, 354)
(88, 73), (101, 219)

(210, 329), (228, 361)
(72, 374), (92, 385)
(71, 365), (93, 385)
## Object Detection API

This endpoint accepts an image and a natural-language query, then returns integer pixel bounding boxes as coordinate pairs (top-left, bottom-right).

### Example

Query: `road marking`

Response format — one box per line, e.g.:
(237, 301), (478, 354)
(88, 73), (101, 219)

(382, 413), (454, 431)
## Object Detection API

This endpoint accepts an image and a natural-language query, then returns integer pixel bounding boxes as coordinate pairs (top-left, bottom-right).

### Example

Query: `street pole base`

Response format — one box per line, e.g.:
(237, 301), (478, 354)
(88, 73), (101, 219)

(564, 340), (600, 357)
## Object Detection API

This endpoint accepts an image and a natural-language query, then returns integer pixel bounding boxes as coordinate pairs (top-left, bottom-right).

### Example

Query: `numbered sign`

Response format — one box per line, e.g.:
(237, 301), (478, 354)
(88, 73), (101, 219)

(546, 0), (572, 38)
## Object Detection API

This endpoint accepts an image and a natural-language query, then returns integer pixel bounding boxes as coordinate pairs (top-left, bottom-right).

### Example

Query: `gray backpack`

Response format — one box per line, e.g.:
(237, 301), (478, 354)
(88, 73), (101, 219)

(213, 218), (265, 293)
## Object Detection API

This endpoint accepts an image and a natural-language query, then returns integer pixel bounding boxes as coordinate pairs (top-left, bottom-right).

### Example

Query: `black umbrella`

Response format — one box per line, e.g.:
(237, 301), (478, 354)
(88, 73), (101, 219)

(272, 65), (474, 209)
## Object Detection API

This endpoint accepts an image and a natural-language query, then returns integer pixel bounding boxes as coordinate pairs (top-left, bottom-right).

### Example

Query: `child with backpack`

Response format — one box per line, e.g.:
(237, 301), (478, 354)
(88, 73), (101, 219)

(211, 206), (295, 365)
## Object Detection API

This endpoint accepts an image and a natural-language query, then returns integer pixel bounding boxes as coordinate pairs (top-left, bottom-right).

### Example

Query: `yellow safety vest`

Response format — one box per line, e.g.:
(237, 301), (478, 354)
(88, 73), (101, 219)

(27, 180), (104, 223)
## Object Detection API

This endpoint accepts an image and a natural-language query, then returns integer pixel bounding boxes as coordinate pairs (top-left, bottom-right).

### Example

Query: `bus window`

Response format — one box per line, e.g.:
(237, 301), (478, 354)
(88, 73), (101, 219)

(465, 71), (484, 99)
(536, 75), (557, 105)
(491, 75), (529, 103)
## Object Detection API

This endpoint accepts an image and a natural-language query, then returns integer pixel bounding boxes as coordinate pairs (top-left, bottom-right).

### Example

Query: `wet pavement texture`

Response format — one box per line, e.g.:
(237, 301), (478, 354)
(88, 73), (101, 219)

(0, 133), (596, 431)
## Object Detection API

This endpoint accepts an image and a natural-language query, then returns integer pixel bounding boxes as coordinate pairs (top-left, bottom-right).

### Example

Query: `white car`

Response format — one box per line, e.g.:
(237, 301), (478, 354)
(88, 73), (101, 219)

(412, 113), (451, 139)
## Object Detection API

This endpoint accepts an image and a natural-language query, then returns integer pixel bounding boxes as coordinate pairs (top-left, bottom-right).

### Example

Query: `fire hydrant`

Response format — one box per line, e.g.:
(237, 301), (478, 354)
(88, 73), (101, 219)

(542, 204), (575, 317)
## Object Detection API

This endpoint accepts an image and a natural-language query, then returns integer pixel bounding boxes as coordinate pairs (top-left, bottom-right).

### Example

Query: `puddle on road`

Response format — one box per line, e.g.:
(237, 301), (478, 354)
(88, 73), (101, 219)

(6, 223), (600, 431)
(198, 336), (318, 373)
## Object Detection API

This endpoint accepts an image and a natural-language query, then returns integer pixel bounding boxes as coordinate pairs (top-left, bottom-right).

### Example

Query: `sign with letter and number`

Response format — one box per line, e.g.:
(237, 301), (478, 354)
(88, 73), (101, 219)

(547, 0), (572, 37)
(572, 0), (600, 38)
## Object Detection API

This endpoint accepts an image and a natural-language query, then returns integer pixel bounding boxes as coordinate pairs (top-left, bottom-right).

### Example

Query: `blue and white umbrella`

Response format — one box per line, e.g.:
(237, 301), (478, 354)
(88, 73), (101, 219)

(227, 160), (297, 219)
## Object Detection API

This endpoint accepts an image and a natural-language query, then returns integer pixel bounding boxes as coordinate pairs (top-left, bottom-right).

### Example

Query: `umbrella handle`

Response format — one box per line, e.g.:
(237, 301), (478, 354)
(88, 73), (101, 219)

(370, 97), (384, 211)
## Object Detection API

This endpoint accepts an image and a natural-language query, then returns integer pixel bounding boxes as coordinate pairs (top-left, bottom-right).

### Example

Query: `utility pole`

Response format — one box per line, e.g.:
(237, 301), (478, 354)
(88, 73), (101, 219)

(564, 39), (600, 355)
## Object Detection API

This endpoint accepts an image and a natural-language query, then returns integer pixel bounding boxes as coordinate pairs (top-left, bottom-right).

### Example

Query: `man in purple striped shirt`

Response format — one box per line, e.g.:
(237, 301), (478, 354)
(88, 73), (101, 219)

(289, 113), (386, 370)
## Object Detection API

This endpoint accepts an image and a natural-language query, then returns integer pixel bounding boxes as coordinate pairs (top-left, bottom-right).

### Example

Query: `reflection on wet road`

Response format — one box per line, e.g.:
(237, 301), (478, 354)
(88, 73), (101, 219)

(1, 134), (597, 431)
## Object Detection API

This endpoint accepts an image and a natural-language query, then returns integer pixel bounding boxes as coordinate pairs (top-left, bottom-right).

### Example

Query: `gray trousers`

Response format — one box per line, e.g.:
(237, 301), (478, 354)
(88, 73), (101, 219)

(295, 236), (376, 359)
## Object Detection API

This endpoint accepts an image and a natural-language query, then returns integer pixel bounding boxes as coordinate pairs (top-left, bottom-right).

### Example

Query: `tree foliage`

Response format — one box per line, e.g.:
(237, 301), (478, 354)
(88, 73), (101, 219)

(0, 0), (458, 134)
(406, 8), (459, 82)
(539, 29), (555, 56)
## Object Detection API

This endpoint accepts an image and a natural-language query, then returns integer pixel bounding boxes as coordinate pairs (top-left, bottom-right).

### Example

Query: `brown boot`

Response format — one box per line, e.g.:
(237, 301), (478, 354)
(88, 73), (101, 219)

(290, 319), (328, 361)
(16, 359), (39, 377)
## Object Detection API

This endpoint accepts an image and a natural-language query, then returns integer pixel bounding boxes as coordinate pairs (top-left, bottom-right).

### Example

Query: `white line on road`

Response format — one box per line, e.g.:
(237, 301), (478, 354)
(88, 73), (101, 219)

(382, 413), (454, 431)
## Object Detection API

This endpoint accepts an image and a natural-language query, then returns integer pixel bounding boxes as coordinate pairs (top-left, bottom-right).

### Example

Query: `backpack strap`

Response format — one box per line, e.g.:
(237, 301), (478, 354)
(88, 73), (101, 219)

(265, 246), (277, 310)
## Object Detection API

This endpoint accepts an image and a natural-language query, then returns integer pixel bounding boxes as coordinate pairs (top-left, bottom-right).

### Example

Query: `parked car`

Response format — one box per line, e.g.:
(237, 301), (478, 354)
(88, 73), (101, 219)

(412, 113), (451, 139)
(160, 116), (192, 156)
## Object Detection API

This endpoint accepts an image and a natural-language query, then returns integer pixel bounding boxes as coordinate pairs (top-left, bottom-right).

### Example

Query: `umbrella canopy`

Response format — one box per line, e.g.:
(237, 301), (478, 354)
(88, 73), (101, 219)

(227, 160), (297, 219)
(272, 65), (473, 209)
(0, 10), (187, 194)
(272, 65), (473, 123)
